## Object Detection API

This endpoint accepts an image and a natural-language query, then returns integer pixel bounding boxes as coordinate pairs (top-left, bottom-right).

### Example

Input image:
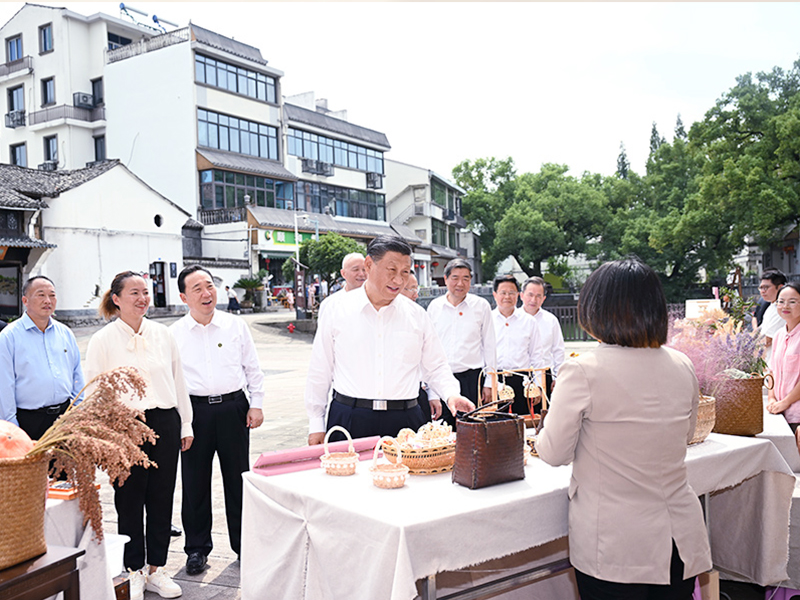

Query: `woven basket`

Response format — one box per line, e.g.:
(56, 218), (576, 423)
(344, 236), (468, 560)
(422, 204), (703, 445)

(319, 426), (359, 476)
(382, 439), (455, 475)
(711, 374), (769, 436)
(0, 453), (48, 570)
(689, 395), (716, 445)
(370, 437), (409, 489)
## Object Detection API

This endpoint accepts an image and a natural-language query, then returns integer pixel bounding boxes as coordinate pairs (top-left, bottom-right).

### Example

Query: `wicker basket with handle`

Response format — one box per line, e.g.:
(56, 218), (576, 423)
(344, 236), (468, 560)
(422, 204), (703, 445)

(0, 453), (49, 570)
(689, 395), (716, 445)
(712, 374), (770, 437)
(369, 437), (409, 489)
(381, 438), (455, 475)
(319, 426), (359, 476)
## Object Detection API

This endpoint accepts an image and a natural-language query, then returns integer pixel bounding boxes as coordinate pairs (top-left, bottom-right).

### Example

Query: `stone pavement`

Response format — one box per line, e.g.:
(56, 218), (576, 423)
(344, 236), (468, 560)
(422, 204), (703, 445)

(71, 307), (599, 600)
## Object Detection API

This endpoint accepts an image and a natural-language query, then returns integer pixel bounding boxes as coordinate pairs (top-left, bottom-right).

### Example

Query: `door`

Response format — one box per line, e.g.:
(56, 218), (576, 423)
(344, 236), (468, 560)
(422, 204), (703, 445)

(150, 261), (166, 308)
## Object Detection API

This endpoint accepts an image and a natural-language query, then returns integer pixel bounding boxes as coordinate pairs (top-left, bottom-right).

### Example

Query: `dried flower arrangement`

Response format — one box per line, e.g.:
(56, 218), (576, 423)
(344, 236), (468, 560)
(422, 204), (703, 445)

(668, 306), (766, 397)
(25, 366), (156, 541)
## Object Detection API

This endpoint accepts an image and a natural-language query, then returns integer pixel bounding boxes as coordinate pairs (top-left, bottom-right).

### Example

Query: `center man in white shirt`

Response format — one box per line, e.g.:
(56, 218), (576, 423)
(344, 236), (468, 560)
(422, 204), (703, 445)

(170, 266), (265, 576)
(306, 236), (474, 445)
(521, 276), (565, 393)
(427, 259), (496, 423)
(492, 275), (544, 415)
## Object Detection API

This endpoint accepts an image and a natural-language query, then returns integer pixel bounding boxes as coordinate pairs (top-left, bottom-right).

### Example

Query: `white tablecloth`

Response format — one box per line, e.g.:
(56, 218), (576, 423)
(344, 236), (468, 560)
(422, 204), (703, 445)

(758, 410), (800, 472)
(241, 434), (794, 600)
(44, 498), (115, 600)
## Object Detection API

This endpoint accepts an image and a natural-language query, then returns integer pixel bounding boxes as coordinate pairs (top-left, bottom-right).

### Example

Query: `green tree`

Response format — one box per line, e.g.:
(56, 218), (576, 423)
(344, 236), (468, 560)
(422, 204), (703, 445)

(649, 122), (665, 157)
(674, 114), (687, 140)
(616, 142), (630, 179)
(307, 232), (365, 285)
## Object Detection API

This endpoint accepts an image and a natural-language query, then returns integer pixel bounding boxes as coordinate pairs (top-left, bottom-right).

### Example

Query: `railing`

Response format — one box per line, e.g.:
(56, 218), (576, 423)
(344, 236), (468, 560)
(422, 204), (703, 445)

(0, 56), (32, 78)
(199, 207), (246, 225)
(5, 110), (25, 128)
(106, 27), (190, 64)
(29, 104), (105, 125)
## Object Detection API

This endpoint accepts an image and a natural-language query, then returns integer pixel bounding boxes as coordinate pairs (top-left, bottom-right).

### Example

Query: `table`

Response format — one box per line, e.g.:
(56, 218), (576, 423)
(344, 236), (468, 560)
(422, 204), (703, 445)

(0, 545), (84, 600)
(241, 434), (795, 600)
(758, 410), (800, 472)
(45, 498), (115, 600)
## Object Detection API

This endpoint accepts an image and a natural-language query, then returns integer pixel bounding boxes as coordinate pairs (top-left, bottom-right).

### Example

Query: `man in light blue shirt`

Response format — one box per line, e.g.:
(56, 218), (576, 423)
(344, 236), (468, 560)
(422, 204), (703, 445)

(0, 276), (84, 439)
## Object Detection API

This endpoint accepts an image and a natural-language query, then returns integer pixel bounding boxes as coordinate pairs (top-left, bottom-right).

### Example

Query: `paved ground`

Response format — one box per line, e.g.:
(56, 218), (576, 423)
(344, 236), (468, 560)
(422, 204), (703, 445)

(72, 309), (762, 600)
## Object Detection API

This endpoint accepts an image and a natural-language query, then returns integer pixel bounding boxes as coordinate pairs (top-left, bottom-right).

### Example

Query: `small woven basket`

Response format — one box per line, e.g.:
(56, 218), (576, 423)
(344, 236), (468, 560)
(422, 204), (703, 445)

(689, 395), (716, 445)
(0, 453), (49, 570)
(319, 426), (359, 476)
(712, 374), (769, 437)
(382, 439), (455, 475)
(370, 437), (409, 489)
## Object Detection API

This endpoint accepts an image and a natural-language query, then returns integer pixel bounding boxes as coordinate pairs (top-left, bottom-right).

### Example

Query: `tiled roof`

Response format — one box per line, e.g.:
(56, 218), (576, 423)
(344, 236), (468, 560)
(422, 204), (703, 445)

(246, 205), (397, 239)
(191, 24), (267, 65)
(0, 235), (56, 249)
(390, 223), (424, 245)
(0, 188), (48, 210)
(0, 160), (120, 207)
(182, 218), (204, 230)
(284, 104), (391, 150)
(197, 149), (297, 181)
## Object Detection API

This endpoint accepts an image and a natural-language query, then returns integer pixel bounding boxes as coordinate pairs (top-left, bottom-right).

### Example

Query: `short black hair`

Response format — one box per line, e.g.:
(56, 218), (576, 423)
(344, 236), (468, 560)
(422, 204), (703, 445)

(493, 274), (519, 292)
(521, 276), (547, 295)
(579, 257), (667, 348)
(178, 265), (214, 293)
(444, 258), (472, 278)
(761, 268), (787, 287)
(366, 235), (411, 261)
(778, 282), (800, 300)
(22, 275), (55, 296)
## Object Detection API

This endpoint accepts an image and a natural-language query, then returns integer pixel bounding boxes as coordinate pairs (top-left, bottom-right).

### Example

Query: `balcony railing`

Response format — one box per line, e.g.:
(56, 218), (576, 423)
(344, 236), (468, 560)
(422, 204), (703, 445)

(29, 104), (106, 125)
(199, 207), (246, 225)
(5, 110), (25, 128)
(0, 56), (32, 78)
(106, 28), (190, 64)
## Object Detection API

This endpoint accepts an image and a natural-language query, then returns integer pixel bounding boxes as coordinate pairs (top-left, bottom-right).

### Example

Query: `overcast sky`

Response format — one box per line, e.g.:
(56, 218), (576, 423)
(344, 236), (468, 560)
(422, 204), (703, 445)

(3, 2), (800, 180)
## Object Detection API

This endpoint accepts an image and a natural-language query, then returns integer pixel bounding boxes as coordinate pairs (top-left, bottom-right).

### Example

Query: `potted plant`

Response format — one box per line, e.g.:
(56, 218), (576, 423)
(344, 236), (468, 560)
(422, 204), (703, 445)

(233, 276), (262, 308)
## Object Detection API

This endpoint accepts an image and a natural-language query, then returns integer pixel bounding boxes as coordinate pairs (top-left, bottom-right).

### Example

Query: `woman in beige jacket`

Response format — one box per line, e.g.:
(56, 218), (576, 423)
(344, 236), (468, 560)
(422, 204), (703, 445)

(537, 258), (711, 599)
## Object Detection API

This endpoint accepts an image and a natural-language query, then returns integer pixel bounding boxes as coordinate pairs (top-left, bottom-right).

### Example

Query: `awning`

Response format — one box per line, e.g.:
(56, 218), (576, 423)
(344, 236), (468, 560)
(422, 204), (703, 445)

(196, 148), (298, 181)
(259, 250), (295, 259)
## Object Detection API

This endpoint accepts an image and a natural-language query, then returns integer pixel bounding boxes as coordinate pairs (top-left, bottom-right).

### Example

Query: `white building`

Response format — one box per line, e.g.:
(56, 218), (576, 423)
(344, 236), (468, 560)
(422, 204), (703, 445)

(384, 158), (473, 286)
(0, 3), (157, 171)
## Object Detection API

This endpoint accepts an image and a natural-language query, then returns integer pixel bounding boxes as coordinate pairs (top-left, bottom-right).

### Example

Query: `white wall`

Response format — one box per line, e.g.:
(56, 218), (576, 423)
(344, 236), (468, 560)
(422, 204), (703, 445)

(38, 165), (186, 311)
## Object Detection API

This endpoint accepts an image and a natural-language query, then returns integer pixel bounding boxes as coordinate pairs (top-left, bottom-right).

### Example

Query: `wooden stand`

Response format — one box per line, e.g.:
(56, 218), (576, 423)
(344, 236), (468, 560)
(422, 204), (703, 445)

(482, 366), (551, 425)
(0, 545), (85, 600)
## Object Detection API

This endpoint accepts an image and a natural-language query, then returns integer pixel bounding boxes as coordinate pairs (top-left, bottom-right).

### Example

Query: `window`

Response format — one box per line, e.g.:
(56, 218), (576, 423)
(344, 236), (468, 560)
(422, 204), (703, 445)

(288, 128), (384, 174)
(0, 210), (22, 236)
(197, 109), (279, 161)
(7, 85), (23, 112)
(431, 180), (447, 207)
(94, 135), (106, 162)
(195, 54), (277, 104)
(39, 24), (52, 53)
(295, 181), (385, 221)
(448, 226), (456, 249)
(10, 143), (26, 167)
(41, 77), (55, 106)
(6, 35), (22, 62)
(91, 78), (104, 106)
(199, 169), (293, 210)
(107, 32), (131, 50)
(432, 220), (447, 247)
(43, 135), (57, 162)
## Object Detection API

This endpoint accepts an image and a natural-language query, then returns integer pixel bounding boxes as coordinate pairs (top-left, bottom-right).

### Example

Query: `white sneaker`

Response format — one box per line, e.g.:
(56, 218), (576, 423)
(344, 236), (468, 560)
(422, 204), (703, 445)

(145, 566), (182, 598)
(127, 568), (147, 600)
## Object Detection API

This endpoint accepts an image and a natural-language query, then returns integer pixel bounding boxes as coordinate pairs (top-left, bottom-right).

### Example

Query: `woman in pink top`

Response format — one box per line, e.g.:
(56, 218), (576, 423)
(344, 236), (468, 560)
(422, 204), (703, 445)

(767, 281), (800, 434)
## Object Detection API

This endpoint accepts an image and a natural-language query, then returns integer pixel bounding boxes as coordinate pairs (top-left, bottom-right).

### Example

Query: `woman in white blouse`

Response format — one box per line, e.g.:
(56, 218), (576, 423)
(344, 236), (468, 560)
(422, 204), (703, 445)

(85, 271), (193, 600)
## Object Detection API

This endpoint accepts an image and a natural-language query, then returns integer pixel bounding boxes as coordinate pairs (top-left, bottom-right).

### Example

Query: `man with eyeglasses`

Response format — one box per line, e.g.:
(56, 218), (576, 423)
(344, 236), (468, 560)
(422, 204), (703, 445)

(0, 276), (84, 439)
(759, 268), (788, 363)
(492, 275), (544, 415)
(521, 276), (565, 394)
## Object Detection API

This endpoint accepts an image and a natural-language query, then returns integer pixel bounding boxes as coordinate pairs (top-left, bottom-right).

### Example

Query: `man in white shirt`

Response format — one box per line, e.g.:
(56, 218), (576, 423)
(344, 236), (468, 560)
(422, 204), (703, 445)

(521, 276), (565, 393)
(318, 252), (366, 317)
(759, 268), (787, 364)
(170, 266), (265, 575)
(427, 259), (496, 420)
(492, 275), (544, 415)
(306, 236), (474, 445)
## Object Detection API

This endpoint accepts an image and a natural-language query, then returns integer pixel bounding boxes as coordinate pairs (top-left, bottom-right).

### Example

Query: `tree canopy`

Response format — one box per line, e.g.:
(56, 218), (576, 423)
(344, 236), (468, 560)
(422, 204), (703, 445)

(281, 232), (365, 285)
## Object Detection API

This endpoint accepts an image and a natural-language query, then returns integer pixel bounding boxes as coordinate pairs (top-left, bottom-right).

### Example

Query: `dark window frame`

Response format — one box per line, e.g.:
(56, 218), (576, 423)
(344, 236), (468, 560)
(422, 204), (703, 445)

(91, 78), (104, 106)
(93, 135), (106, 162)
(6, 35), (22, 63)
(194, 53), (277, 105)
(7, 84), (23, 112)
(38, 23), (53, 54)
(198, 168), (293, 210)
(41, 77), (55, 106)
(43, 134), (57, 162)
(197, 108), (279, 161)
(287, 127), (384, 175)
(9, 143), (26, 167)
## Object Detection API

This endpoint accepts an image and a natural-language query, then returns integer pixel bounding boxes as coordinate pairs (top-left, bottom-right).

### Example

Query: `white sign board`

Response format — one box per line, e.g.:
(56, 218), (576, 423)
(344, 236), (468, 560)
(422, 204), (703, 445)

(685, 298), (721, 319)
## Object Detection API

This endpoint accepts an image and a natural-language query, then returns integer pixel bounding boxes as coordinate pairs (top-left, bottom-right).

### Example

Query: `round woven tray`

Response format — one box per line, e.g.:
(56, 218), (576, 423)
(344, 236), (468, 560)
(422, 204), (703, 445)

(370, 437), (409, 489)
(382, 439), (455, 475)
(320, 426), (359, 476)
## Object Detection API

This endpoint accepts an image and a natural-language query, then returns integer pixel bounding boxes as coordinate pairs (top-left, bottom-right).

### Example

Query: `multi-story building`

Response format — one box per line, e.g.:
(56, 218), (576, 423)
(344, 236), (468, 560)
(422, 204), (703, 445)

(0, 3), (156, 171)
(385, 158), (474, 286)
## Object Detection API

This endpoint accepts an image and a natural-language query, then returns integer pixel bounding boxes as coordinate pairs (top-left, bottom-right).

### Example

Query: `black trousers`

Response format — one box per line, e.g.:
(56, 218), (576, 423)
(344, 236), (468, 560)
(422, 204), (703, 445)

(326, 399), (426, 441)
(417, 386), (431, 423)
(16, 399), (70, 440)
(116, 408), (181, 571)
(574, 541), (696, 600)
(182, 391), (250, 557)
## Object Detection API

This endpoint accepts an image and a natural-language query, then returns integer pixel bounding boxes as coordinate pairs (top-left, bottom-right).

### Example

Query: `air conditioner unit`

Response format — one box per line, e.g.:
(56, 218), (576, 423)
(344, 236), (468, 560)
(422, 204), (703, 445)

(73, 92), (95, 109)
(301, 158), (319, 174)
(366, 172), (383, 189)
(317, 161), (334, 177)
(5, 110), (25, 128)
(38, 161), (57, 171)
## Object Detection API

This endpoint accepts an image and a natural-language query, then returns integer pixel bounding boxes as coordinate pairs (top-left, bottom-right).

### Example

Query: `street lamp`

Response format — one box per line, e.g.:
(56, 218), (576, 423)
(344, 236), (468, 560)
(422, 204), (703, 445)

(303, 215), (319, 241)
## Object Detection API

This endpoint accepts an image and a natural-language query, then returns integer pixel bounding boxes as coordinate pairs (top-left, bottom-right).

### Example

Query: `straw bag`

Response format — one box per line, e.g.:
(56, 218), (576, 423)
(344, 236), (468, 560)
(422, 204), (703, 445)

(0, 453), (49, 570)
(453, 401), (525, 489)
(711, 374), (770, 436)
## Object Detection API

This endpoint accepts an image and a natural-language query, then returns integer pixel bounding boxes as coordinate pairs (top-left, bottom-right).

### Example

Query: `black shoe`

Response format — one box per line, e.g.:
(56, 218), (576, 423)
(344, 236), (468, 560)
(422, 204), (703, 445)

(170, 524), (182, 537)
(186, 552), (207, 575)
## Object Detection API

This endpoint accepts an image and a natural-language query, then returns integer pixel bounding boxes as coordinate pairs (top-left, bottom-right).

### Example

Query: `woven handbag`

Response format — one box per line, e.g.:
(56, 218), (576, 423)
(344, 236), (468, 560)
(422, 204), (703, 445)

(0, 453), (48, 570)
(453, 401), (525, 489)
(711, 374), (771, 437)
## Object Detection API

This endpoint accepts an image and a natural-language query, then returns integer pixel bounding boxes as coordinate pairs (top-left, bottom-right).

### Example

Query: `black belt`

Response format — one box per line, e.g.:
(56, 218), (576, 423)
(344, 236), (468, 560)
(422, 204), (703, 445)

(190, 390), (243, 404)
(333, 391), (417, 411)
(18, 398), (71, 415)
